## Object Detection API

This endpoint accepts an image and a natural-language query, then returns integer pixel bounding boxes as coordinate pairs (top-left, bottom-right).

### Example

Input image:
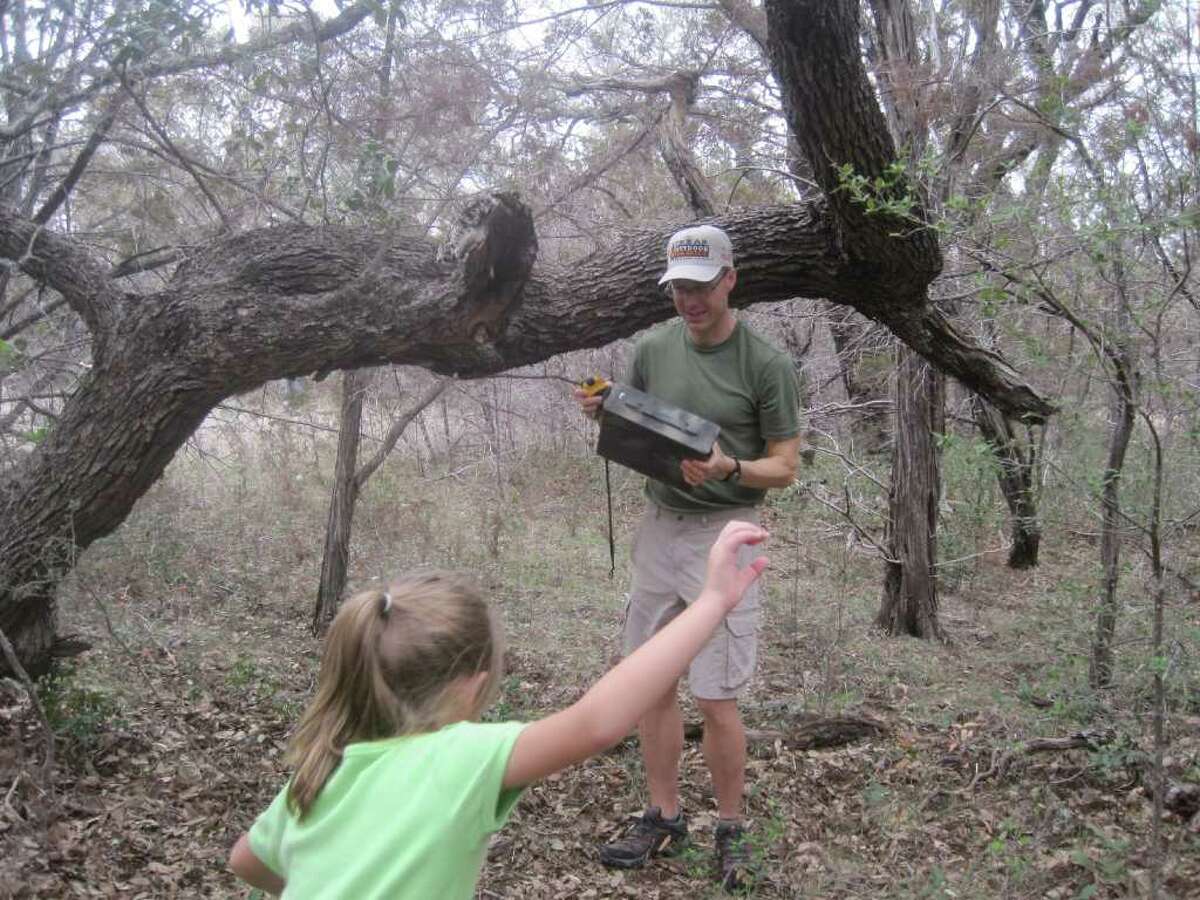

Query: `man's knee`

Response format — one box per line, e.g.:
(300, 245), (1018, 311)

(696, 697), (742, 731)
(640, 681), (682, 722)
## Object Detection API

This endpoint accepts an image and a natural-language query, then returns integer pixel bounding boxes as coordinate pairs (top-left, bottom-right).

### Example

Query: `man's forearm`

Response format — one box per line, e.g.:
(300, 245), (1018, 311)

(733, 456), (794, 489)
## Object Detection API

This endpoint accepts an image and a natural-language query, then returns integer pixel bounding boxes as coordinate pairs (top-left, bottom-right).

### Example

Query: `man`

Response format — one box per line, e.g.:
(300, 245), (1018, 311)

(574, 224), (801, 892)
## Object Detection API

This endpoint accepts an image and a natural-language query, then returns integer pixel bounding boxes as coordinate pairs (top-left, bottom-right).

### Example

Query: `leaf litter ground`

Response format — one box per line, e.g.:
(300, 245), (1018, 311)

(1, 477), (1198, 899)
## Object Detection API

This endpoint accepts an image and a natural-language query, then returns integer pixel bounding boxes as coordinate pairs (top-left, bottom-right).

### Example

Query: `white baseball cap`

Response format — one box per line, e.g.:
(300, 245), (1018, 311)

(658, 225), (734, 285)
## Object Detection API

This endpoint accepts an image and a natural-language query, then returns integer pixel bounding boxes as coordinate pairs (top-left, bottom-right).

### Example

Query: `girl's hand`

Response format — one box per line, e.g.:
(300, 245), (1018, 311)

(701, 520), (769, 612)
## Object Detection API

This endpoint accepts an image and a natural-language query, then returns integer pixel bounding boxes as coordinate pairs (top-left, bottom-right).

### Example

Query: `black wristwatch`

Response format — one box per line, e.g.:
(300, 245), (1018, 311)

(722, 457), (741, 483)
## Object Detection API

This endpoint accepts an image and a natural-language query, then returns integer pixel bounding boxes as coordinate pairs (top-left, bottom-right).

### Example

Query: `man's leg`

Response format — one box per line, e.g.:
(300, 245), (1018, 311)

(639, 681), (685, 818)
(695, 697), (746, 819)
(684, 511), (759, 892)
(599, 680), (690, 868)
(600, 508), (690, 869)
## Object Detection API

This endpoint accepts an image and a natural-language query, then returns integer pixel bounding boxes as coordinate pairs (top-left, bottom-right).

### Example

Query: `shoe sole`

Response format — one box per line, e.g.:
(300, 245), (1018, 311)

(599, 853), (650, 870)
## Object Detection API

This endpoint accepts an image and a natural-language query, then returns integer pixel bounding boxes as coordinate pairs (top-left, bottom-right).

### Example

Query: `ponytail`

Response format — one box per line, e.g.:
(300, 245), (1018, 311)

(286, 573), (500, 818)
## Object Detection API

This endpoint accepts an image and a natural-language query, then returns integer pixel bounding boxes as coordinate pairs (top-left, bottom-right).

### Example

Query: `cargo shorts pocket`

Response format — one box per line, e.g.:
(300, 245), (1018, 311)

(721, 604), (759, 692)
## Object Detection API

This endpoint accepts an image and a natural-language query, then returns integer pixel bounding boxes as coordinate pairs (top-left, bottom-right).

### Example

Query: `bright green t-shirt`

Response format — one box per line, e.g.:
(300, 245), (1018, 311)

(247, 720), (527, 900)
(628, 319), (801, 512)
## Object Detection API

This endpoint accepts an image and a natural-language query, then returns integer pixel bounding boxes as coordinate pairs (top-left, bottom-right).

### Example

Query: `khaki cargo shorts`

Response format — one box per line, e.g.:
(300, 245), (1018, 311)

(624, 503), (761, 700)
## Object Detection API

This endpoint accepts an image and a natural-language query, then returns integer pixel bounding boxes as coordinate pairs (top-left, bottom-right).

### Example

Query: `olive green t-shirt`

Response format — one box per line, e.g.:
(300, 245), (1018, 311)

(627, 319), (801, 512)
(247, 720), (526, 899)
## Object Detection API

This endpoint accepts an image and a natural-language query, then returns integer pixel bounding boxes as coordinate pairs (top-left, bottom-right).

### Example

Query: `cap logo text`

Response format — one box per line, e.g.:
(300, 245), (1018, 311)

(670, 238), (712, 260)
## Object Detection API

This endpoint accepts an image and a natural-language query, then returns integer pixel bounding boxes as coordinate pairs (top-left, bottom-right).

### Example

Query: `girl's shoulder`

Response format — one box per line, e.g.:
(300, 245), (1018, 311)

(343, 720), (526, 758)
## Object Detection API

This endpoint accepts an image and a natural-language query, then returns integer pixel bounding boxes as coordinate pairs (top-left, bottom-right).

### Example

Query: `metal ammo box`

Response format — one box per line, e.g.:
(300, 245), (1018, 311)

(596, 383), (720, 490)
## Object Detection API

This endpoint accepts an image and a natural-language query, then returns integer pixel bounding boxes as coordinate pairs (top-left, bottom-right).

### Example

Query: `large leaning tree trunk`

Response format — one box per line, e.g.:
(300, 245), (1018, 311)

(767, 0), (962, 639)
(0, 4), (1053, 678)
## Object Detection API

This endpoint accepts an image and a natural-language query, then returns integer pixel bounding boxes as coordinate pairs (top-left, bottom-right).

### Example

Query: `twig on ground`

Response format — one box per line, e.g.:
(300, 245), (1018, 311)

(0, 625), (56, 790)
(965, 729), (1117, 791)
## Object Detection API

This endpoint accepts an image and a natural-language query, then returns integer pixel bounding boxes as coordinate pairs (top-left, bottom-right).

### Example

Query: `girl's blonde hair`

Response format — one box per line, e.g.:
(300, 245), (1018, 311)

(286, 571), (503, 818)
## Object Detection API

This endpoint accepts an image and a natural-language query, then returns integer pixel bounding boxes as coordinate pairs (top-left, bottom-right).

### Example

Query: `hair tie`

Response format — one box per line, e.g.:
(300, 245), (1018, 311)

(382, 591), (393, 614)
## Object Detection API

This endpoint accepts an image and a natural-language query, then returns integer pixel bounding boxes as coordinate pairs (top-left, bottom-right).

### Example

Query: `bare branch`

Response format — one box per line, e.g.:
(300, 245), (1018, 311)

(121, 80), (233, 233)
(0, 1), (377, 143)
(33, 91), (127, 226)
(0, 623), (54, 785)
(0, 296), (68, 341)
(0, 208), (116, 333)
(354, 378), (451, 488)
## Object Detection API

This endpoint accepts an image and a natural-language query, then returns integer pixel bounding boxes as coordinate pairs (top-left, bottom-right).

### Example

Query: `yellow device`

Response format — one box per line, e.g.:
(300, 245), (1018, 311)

(579, 375), (611, 397)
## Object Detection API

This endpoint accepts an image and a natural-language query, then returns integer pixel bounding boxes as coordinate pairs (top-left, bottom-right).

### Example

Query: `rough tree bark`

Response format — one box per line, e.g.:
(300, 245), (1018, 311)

(865, 0), (948, 639)
(0, 3), (1054, 676)
(767, 0), (951, 638)
(877, 345), (945, 639)
(314, 371), (366, 635)
(972, 394), (1041, 568)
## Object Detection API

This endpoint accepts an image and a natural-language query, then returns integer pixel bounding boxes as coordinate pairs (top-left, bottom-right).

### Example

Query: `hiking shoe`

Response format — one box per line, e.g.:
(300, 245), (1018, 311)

(715, 820), (755, 893)
(599, 807), (689, 869)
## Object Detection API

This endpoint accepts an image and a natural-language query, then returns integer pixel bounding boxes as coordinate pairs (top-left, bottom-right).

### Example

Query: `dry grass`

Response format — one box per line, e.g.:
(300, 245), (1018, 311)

(2, 408), (1198, 899)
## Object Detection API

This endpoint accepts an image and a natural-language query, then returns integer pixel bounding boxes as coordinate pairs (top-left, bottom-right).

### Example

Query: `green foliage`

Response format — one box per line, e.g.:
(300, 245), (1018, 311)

(102, 1), (211, 64)
(861, 778), (889, 810)
(0, 336), (24, 377)
(915, 866), (952, 899)
(37, 661), (125, 757)
(1085, 734), (1146, 780)
(984, 818), (1032, 881)
(343, 140), (403, 214)
(20, 426), (50, 444)
(481, 674), (524, 723)
(1068, 831), (1131, 888)
(226, 654), (263, 689)
(834, 160), (919, 223)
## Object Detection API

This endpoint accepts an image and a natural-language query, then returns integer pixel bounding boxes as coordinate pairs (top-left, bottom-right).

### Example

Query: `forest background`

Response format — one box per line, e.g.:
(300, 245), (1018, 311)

(0, 0), (1198, 897)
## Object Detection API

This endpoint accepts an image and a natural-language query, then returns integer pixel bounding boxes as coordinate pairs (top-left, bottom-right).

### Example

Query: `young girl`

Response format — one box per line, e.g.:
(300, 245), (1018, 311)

(229, 519), (768, 898)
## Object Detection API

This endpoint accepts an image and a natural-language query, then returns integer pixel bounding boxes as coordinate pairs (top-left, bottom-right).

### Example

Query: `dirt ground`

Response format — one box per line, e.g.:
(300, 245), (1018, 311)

(2, 459), (1199, 899)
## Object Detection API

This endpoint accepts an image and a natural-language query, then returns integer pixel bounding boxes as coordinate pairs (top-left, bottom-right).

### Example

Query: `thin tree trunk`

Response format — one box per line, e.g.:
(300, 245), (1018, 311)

(311, 374), (448, 634)
(1089, 379), (1136, 688)
(313, 7), (394, 635)
(312, 370), (365, 635)
(878, 345), (944, 639)
(972, 395), (1041, 568)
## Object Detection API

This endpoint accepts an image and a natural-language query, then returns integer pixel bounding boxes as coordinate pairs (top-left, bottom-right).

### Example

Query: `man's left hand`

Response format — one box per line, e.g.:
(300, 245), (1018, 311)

(681, 445), (736, 486)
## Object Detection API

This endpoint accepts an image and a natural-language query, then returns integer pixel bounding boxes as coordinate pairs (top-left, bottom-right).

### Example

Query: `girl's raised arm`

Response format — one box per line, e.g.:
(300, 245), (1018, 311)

(502, 520), (767, 789)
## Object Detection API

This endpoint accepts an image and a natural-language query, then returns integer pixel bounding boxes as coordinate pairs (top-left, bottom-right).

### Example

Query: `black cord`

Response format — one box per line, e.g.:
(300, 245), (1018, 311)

(604, 457), (615, 578)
